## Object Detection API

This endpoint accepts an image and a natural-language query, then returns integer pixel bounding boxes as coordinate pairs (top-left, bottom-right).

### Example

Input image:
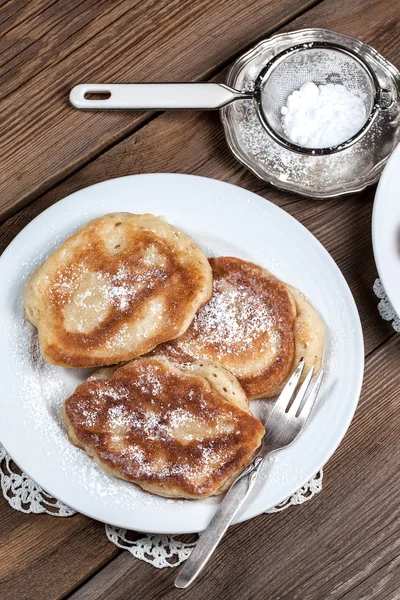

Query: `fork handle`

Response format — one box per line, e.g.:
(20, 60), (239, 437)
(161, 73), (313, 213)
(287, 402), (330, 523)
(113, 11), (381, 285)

(174, 456), (263, 589)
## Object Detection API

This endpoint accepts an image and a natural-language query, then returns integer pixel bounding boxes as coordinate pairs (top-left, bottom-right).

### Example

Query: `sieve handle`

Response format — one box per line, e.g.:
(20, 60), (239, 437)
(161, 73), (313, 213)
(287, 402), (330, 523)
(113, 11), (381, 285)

(69, 83), (251, 110)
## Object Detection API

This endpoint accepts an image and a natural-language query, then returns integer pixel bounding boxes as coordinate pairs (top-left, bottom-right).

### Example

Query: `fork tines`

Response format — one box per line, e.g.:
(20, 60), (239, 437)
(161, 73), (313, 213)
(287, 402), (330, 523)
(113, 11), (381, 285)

(273, 360), (324, 420)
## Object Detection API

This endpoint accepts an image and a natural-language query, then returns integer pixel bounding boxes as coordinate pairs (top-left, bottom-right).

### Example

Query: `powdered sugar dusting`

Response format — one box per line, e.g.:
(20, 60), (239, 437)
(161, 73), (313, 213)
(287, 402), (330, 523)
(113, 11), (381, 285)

(107, 265), (168, 312)
(130, 364), (163, 397)
(182, 279), (278, 358)
(52, 262), (168, 326)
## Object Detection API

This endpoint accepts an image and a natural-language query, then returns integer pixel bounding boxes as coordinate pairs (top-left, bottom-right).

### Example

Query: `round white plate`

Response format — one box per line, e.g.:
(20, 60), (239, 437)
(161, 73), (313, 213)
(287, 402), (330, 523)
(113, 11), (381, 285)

(373, 142), (400, 319)
(0, 174), (364, 534)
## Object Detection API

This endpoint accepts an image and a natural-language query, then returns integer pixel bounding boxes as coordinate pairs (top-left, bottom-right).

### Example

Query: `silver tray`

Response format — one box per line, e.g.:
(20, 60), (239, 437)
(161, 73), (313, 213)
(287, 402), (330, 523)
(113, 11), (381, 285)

(221, 29), (400, 198)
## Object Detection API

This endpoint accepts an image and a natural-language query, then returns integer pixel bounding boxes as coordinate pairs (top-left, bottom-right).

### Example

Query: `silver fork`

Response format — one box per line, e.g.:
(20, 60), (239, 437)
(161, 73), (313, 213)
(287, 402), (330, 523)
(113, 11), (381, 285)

(175, 360), (324, 589)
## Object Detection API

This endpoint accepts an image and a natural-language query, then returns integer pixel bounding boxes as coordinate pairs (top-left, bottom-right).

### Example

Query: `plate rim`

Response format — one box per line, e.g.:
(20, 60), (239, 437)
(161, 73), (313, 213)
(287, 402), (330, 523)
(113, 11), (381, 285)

(0, 173), (364, 533)
(372, 142), (400, 318)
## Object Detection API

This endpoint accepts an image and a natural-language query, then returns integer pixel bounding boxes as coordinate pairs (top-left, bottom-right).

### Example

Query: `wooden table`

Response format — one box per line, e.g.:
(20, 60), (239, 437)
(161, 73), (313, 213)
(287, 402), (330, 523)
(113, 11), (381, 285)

(1, 1), (400, 598)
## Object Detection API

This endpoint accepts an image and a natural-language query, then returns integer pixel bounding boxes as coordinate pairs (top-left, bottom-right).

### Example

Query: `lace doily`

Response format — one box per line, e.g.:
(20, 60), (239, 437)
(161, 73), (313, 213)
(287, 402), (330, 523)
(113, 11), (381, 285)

(374, 279), (400, 332)
(0, 441), (322, 568)
(105, 527), (198, 568)
(0, 443), (75, 516)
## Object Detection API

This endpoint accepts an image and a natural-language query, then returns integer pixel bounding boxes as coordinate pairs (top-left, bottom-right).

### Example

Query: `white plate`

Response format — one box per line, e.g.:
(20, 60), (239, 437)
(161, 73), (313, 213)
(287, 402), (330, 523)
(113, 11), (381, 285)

(373, 142), (400, 319)
(0, 174), (364, 534)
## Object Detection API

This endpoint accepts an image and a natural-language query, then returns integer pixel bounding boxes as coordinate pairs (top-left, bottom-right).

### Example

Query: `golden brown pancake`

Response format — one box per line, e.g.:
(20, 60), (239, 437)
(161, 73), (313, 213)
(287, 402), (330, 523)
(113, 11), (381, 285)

(24, 213), (212, 368)
(157, 257), (298, 399)
(267, 285), (324, 396)
(63, 356), (265, 499)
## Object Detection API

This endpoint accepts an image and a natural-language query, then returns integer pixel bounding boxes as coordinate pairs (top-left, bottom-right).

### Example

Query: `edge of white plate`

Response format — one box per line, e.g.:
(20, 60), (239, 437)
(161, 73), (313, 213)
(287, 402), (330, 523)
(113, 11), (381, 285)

(372, 142), (400, 318)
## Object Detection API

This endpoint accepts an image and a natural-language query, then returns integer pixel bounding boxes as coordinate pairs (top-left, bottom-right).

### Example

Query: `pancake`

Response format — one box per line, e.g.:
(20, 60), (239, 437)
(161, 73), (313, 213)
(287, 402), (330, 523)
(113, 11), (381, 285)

(24, 213), (212, 368)
(157, 257), (298, 399)
(268, 285), (324, 397)
(63, 356), (265, 499)
(87, 357), (251, 415)
(157, 257), (324, 399)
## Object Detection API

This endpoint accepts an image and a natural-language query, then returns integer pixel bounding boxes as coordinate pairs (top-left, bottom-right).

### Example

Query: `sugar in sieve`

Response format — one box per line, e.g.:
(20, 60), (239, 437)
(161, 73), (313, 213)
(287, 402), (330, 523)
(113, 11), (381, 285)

(253, 42), (393, 155)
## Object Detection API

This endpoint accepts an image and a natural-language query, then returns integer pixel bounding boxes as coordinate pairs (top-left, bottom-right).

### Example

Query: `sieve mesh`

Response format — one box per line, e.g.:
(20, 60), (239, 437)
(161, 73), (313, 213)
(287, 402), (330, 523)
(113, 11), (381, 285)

(259, 47), (375, 146)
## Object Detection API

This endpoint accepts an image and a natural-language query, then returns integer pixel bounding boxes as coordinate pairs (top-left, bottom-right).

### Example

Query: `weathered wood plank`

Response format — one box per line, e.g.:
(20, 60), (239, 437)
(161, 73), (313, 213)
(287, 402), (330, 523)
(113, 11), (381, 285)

(1, 0), (399, 598)
(0, 1), (55, 35)
(0, 0), (317, 219)
(0, 501), (118, 600)
(0, 0), (138, 99)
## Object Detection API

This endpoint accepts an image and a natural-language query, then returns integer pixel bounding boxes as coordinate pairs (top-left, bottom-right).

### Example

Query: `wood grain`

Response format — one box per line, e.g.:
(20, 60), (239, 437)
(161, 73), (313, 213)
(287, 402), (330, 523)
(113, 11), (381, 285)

(0, 501), (118, 600)
(0, 0), (132, 98)
(0, 0), (152, 100)
(1, 0), (400, 598)
(0, 0), (317, 220)
(0, 1), (55, 35)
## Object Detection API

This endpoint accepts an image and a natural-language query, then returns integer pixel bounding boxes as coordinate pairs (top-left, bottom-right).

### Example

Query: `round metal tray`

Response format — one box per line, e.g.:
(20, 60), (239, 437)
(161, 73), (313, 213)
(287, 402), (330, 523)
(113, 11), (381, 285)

(221, 29), (400, 198)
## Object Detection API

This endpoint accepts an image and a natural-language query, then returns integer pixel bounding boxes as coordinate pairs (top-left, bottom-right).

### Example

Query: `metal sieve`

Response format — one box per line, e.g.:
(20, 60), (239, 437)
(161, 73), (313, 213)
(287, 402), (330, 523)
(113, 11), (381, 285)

(70, 42), (393, 157)
(253, 42), (393, 155)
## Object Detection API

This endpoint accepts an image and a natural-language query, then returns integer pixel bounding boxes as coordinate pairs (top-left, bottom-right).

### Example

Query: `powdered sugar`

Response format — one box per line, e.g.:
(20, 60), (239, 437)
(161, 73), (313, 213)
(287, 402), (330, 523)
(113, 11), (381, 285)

(223, 66), (387, 197)
(280, 82), (366, 148)
(168, 407), (196, 430)
(186, 280), (278, 357)
(108, 265), (167, 312)
(52, 263), (167, 317)
(130, 364), (164, 397)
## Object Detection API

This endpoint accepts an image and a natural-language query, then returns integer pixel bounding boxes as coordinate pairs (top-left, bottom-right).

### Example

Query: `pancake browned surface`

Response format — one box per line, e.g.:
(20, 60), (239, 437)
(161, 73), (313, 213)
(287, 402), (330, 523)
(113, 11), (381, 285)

(24, 213), (212, 368)
(157, 257), (298, 399)
(63, 356), (265, 499)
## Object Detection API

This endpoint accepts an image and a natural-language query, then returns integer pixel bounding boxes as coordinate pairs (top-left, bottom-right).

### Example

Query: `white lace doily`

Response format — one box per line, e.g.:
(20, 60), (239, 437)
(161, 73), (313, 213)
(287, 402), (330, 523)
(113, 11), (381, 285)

(374, 279), (400, 332)
(105, 527), (199, 568)
(0, 443), (75, 516)
(0, 442), (322, 568)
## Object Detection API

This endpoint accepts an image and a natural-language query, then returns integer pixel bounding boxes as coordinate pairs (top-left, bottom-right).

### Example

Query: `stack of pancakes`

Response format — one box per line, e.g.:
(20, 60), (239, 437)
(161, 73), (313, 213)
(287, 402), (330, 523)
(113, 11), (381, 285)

(25, 213), (324, 499)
